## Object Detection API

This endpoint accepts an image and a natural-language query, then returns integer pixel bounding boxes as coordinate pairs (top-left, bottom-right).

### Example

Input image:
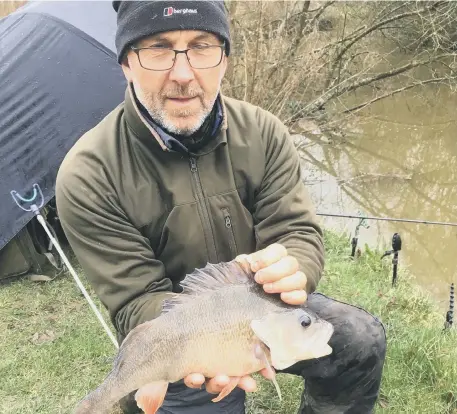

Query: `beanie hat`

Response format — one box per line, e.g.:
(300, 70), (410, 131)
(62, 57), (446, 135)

(112, 0), (231, 64)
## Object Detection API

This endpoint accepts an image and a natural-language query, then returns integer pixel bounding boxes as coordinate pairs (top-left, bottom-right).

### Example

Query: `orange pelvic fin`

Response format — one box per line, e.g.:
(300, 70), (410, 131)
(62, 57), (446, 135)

(211, 376), (241, 403)
(135, 381), (169, 414)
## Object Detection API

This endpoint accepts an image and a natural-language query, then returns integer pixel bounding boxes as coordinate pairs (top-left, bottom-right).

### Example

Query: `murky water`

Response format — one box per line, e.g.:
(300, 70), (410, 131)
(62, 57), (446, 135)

(298, 83), (457, 311)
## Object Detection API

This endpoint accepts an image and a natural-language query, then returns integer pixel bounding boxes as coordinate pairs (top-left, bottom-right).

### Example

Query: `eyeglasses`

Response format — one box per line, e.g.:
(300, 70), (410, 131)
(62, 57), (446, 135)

(130, 44), (226, 71)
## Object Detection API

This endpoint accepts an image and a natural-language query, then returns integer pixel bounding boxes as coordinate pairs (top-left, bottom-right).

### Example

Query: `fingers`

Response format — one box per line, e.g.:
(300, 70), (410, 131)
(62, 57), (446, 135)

(188, 374), (258, 394)
(280, 290), (308, 305)
(184, 373), (206, 389)
(237, 375), (257, 392)
(236, 243), (308, 306)
(262, 270), (307, 293)
(259, 367), (275, 380)
(255, 256), (299, 284)
(205, 375), (231, 394)
(247, 243), (288, 273)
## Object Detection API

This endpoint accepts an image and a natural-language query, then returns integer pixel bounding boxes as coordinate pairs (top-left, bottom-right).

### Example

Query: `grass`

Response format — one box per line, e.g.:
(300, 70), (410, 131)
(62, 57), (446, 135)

(0, 231), (456, 414)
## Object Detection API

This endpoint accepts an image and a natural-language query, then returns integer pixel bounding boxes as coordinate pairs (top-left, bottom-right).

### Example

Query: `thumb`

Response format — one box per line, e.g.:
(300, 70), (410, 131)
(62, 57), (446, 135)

(234, 254), (252, 273)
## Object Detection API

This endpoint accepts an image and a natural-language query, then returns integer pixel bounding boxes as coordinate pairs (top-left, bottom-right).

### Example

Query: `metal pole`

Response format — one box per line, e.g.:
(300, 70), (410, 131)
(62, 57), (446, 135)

(10, 185), (119, 349)
(351, 236), (357, 257)
(392, 251), (398, 286)
(381, 233), (402, 286)
(350, 215), (369, 258)
(31, 205), (119, 349)
(444, 283), (454, 330)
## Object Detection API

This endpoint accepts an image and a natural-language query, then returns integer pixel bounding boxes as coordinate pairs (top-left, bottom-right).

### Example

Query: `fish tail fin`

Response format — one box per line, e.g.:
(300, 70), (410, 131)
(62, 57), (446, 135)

(73, 392), (112, 414)
(73, 393), (111, 414)
(72, 377), (123, 414)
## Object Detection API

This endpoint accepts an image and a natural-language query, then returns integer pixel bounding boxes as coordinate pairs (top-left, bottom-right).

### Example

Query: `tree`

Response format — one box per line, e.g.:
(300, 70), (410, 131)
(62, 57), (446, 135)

(223, 1), (457, 136)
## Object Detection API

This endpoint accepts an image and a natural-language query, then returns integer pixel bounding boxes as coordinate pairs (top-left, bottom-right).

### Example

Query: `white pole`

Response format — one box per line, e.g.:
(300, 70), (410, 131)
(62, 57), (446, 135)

(33, 206), (119, 349)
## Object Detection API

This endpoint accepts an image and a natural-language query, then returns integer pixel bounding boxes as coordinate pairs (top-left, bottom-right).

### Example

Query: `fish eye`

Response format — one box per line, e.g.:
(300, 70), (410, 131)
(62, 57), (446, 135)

(299, 314), (312, 328)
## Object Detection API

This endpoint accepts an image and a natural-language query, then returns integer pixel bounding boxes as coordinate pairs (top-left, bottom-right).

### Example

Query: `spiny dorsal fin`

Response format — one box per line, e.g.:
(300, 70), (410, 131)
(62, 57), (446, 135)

(161, 260), (253, 314)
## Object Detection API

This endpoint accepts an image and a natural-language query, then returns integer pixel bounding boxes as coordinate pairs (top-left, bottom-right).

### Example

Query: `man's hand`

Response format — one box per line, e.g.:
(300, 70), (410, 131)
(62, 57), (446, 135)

(184, 371), (263, 393)
(237, 243), (308, 305)
(183, 368), (274, 395)
(183, 243), (306, 396)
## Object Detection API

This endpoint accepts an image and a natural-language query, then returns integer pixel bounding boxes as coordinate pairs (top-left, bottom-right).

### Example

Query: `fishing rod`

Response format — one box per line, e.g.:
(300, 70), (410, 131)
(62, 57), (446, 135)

(333, 210), (455, 328)
(317, 212), (457, 227)
(10, 185), (119, 350)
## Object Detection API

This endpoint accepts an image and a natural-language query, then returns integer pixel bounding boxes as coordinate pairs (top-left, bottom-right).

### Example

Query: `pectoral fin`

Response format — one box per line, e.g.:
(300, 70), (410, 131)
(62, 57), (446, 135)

(211, 377), (241, 403)
(135, 381), (169, 414)
(254, 343), (282, 401)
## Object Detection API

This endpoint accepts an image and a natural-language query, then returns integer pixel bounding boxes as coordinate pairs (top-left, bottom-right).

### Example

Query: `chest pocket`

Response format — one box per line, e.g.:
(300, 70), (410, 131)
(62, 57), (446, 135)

(207, 189), (257, 263)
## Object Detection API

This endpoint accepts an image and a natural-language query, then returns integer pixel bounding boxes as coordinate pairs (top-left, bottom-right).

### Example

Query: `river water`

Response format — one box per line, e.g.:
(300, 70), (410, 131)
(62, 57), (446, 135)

(297, 83), (457, 311)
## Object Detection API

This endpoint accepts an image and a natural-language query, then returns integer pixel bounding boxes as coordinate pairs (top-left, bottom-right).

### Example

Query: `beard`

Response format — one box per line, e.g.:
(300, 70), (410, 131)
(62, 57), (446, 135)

(133, 80), (219, 136)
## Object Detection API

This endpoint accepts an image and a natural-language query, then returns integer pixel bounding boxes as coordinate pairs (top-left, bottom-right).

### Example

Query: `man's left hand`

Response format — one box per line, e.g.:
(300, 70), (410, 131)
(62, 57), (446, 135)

(235, 243), (308, 305)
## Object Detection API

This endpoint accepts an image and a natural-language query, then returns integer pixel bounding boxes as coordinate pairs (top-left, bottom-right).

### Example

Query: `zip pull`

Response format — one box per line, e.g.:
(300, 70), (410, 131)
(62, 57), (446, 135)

(189, 157), (197, 172)
(225, 216), (232, 228)
(223, 209), (232, 228)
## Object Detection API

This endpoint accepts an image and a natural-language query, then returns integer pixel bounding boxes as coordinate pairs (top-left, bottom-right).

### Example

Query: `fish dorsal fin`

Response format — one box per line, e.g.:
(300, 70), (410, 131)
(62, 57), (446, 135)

(161, 260), (253, 314)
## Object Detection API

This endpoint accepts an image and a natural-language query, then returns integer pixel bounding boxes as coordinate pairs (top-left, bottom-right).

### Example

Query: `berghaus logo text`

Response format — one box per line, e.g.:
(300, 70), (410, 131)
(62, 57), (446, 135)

(164, 7), (197, 16)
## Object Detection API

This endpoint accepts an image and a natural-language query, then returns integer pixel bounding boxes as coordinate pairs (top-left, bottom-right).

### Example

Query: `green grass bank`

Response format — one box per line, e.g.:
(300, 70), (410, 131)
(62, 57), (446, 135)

(0, 230), (456, 413)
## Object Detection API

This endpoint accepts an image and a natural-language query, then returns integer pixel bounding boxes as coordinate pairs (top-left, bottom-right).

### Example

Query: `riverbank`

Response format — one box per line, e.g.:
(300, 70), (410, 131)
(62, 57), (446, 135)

(0, 230), (455, 413)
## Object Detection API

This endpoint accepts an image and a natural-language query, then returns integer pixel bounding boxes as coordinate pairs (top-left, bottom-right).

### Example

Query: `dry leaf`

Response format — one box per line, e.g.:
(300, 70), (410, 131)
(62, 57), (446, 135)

(378, 398), (388, 408)
(31, 330), (56, 345)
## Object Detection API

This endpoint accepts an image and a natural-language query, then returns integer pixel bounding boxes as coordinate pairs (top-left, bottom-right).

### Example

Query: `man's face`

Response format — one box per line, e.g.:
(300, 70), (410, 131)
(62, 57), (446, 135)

(122, 30), (227, 136)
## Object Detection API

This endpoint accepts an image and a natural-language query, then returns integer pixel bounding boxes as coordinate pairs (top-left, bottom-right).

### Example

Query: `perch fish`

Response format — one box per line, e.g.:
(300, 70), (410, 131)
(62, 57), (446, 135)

(73, 260), (334, 414)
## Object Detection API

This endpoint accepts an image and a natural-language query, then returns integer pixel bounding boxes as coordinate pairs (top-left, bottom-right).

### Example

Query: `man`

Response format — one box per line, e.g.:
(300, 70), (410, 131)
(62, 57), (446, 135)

(55, 1), (386, 413)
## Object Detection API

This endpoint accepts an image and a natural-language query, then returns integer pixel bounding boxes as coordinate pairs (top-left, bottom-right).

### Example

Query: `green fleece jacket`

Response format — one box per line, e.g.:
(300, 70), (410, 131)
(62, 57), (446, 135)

(55, 83), (325, 343)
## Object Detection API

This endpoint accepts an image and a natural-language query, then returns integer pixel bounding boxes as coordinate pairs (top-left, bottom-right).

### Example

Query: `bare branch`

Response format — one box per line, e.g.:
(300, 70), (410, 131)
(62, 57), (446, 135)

(226, 0), (457, 134)
(375, 2), (409, 22)
(342, 76), (454, 114)
(248, 1), (264, 102)
(328, 2), (447, 77)
(326, 9), (348, 90)
(328, 51), (370, 90)
(303, 53), (456, 115)
(304, 0), (335, 35)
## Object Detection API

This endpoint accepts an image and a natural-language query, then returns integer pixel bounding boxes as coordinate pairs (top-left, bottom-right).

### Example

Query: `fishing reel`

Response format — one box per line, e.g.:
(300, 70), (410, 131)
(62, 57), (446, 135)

(381, 233), (402, 259)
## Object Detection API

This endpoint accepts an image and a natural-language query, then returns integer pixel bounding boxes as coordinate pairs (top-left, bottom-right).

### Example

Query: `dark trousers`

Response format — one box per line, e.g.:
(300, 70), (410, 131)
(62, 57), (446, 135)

(119, 293), (387, 414)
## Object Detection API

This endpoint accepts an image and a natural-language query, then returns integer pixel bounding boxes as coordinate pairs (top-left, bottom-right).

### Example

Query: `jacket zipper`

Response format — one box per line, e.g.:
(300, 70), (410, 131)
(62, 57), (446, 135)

(222, 208), (237, 258)
(189, 157), (218, 262)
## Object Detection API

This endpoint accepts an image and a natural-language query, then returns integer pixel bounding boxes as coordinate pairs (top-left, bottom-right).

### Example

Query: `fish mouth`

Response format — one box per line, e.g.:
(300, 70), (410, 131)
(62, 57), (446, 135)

(305, 320), (334, 359)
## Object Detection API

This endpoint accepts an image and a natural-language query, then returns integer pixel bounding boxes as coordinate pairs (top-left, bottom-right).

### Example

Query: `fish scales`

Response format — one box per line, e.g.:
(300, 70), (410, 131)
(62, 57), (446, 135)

(165, 284), (273, 380)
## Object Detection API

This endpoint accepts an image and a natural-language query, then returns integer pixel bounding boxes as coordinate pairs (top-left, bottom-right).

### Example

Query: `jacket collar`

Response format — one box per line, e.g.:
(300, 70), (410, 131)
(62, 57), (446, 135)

(124, 82), (228, 155)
